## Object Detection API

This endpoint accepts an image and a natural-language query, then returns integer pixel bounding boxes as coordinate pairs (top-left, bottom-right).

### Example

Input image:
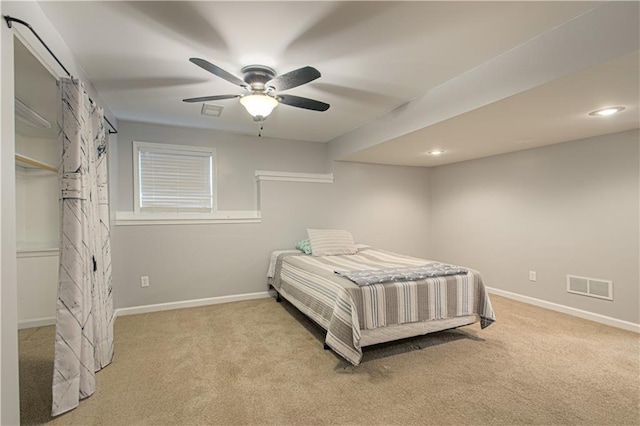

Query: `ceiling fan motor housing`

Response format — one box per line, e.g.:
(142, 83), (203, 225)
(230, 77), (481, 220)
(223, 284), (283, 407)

(241, 65), (276, 91)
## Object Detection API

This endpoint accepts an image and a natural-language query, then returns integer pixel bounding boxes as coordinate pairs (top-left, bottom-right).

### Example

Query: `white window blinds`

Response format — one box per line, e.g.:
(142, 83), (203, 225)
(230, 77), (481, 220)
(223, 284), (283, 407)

(135, 142), (214, 213)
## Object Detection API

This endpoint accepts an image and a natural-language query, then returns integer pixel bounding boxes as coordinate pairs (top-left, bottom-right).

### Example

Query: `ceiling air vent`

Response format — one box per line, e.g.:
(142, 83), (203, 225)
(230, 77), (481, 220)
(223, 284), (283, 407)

(567, 275), (612, 300)
(201, 103), (223, 117)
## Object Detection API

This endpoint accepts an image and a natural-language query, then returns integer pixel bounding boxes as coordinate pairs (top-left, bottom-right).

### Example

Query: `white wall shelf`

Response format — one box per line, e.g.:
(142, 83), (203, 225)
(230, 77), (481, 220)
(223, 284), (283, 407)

(17, 247), (59, 258)
(15, 153), (57, 173)
(255, 170), (334, 184)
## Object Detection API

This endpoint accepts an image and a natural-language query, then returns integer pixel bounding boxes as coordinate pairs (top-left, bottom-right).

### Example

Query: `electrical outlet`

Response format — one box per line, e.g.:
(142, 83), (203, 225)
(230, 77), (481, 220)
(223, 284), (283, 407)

(529, 271), (537, 282)
(141, 276), (150, 287)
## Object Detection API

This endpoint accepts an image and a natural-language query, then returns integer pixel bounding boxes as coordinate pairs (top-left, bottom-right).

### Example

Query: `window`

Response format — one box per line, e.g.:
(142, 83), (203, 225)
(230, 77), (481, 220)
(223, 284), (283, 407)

(133, 141), (215, 213)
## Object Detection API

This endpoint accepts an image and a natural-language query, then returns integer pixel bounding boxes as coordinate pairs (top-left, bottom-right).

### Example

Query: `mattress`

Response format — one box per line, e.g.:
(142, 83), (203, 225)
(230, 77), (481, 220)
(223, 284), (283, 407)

(269, 247), (495, 365)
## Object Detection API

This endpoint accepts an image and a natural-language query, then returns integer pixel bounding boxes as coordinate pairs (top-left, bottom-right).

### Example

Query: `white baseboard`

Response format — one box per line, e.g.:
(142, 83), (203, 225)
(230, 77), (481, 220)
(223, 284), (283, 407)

(487, 287), (640, 333)
(18, 316), (55, 329)
(21, 290), (638, 334)
(114, 291), (274, 317)
(18, 292), (276, 329)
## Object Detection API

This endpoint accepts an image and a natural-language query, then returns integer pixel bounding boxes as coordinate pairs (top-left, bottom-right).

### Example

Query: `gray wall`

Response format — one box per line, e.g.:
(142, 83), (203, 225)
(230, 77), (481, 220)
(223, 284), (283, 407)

(429, 129), (639, 324)
(112, 121), (431, 309)
(259, 161), (431, 258)
(116, 120), (329, 211)
(112, 120), (638, 326)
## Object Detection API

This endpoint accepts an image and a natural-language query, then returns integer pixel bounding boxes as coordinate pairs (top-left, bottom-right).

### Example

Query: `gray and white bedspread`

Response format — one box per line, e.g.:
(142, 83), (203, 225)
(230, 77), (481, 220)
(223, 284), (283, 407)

(335, 263), (468, 286)
(270, 247), (495, 366)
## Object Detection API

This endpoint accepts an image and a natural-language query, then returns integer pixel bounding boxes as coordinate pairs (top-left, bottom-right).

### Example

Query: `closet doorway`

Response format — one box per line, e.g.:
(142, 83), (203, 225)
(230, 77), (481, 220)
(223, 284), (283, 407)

(14, 36), (60, 422)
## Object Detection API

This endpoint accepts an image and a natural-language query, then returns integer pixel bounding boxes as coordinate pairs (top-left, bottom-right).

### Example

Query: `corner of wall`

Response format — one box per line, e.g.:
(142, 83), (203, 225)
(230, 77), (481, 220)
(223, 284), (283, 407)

(0, 11), (21, 425)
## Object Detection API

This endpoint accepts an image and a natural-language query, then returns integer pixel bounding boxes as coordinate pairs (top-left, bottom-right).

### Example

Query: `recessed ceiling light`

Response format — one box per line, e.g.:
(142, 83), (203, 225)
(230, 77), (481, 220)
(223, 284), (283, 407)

(588, 107), (625, 117)
(427, 150), (445, 156)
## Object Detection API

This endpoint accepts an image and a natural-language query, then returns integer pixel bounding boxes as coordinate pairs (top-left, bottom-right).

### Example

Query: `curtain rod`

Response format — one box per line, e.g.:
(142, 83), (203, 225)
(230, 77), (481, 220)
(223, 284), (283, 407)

(4, 15), (118, 135)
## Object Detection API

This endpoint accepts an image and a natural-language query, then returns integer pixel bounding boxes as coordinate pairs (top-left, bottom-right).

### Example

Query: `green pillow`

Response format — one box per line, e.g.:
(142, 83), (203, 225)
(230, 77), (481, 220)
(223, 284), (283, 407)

(295, 239), (312, 255)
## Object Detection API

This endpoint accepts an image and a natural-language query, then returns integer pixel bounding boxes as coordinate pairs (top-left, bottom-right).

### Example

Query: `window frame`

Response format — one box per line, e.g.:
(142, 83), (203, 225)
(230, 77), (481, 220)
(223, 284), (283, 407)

(133, 141), (217, 215)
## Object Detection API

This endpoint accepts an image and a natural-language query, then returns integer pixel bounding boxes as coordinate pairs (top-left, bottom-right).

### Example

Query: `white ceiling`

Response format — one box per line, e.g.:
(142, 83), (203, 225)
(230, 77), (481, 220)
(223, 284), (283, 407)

(346, 51), (640, 167)
(35, 1), (639, 167)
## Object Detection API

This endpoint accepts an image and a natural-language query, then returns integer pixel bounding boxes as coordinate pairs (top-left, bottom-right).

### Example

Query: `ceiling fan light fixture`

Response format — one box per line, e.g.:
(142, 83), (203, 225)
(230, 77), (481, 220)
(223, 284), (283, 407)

(240, 94), (278, 119)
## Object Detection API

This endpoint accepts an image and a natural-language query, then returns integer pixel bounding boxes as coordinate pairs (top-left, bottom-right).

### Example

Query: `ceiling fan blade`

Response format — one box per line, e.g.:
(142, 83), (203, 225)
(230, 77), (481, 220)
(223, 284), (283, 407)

(189, 58), (247, 88)
(182, 94), (240, 103)
(267, 66), (321, 91)
(278, 94), (330, 112)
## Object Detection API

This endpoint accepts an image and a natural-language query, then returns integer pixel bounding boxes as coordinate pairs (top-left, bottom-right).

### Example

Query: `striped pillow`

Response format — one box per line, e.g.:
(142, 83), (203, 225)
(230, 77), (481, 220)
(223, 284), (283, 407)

(307, 229), (357, 256)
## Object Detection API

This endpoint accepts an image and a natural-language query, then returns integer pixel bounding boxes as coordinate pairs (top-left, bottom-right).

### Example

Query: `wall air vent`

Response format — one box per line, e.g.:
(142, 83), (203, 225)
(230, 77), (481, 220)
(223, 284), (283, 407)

(567, 275), (612, 300)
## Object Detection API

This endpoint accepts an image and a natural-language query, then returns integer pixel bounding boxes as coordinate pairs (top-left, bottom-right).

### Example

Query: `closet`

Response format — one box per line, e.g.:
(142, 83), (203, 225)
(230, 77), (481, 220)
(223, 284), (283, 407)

(14, 38), (61, 326)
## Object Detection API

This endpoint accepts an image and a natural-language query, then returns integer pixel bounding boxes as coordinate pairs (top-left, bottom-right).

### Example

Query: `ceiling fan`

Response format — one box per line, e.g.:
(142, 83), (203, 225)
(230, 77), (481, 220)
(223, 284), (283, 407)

(183, 58), (330, 121)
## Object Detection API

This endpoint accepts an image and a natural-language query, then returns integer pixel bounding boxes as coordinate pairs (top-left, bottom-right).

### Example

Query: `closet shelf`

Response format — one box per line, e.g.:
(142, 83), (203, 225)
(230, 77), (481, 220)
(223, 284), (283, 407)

(15, 153), (57, 173)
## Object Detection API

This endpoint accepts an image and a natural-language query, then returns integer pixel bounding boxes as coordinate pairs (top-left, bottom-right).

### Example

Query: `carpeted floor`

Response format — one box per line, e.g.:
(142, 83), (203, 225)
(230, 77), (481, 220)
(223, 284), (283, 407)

(19, 294), (640, 425)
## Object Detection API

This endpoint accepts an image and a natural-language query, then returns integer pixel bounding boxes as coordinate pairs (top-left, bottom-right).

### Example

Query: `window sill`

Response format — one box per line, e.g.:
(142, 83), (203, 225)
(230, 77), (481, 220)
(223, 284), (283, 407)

(115, 211), (261, 226)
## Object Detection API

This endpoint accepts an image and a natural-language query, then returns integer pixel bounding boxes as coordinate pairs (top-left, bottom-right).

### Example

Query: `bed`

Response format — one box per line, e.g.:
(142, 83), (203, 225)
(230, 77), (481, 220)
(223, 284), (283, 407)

(267, 231), (495, 366)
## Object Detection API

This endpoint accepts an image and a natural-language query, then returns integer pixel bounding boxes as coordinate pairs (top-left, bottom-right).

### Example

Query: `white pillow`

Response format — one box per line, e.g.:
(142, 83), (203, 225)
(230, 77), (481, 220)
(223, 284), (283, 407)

(307, 228), (357, 256)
